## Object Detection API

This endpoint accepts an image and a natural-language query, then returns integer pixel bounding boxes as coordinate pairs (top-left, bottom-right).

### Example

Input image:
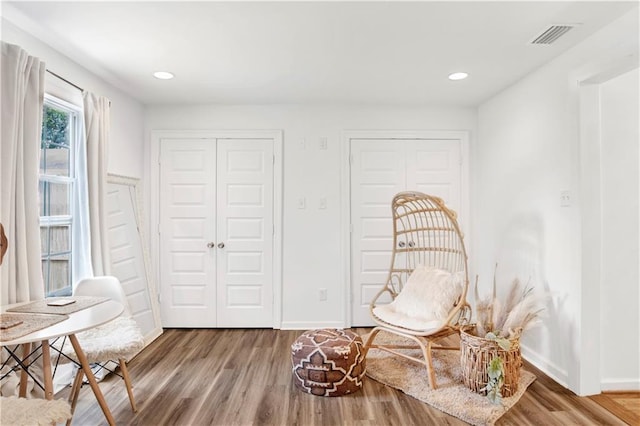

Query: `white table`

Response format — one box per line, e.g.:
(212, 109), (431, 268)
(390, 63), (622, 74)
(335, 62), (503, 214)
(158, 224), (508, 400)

(1, 300), (123, 426)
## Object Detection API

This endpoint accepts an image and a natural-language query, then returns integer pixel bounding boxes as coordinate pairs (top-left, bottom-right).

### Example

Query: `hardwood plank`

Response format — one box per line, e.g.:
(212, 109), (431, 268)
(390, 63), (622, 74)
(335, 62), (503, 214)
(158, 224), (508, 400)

(590, 393), (640, 426)
(59, 329), (635, 425)
(603, 391), (640, 415)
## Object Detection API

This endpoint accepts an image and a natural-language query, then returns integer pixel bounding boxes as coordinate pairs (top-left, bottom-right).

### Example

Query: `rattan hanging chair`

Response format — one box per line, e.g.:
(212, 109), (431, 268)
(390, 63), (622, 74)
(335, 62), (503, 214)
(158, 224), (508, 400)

(363, 191), (472, 389)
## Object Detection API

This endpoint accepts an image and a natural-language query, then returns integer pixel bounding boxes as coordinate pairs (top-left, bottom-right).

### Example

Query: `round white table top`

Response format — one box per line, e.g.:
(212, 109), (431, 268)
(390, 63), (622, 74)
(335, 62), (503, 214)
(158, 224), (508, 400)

(0, 300), (123, 346)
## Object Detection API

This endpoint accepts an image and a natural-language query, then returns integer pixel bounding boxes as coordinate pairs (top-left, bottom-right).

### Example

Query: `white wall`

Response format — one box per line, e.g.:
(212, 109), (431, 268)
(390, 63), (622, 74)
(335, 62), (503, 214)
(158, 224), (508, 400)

(1, 19), (145, 179)
(145, 105), (476, 328)
(476, 9), (638, 395)
(600, 67), (639, 391)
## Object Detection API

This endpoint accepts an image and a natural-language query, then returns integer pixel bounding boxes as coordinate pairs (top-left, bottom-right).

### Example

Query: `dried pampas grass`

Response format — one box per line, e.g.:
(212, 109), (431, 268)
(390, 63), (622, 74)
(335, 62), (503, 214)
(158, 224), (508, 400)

(474, 265), (547, 339)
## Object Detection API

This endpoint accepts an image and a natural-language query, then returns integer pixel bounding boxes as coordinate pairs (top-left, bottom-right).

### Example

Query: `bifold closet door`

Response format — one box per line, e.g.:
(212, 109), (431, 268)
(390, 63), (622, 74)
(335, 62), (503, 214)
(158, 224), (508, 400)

(350, 140), (405, 327)
(159, 139), (217, 327)
(159, 138), (274, 328)
(406, 140), (462, 215)
(350, 138), (463, 327)
(216, 139), (274, 327)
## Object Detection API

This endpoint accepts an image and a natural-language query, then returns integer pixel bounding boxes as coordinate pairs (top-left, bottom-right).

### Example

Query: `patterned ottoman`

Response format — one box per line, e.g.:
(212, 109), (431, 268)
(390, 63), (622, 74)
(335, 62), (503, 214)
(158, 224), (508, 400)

(291, 328), (366, 397)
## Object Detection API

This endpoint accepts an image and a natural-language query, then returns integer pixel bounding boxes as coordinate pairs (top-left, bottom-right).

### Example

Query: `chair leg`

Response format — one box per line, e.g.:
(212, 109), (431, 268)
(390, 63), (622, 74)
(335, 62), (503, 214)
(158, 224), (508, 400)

(67, 368), (84, 426)
(419, 339), (438, 389)
(119, 359), (137, 412)
(362, 327), (383, 357)
(19, 343), (31, 398)
(365, 328), (440, 389)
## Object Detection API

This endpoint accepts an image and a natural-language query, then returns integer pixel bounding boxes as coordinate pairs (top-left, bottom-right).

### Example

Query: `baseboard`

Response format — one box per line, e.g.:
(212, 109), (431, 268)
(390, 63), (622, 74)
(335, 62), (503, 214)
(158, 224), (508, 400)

(521, 343), (569, 388)
(601, 379), (640, 392)
(280, 321), (346, 330)
(144, 328), (163, 347)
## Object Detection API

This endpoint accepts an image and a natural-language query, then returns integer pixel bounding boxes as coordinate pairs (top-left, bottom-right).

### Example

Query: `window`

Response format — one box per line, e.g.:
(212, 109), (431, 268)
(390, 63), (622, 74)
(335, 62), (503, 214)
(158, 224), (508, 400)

(39, 95), (82, 296)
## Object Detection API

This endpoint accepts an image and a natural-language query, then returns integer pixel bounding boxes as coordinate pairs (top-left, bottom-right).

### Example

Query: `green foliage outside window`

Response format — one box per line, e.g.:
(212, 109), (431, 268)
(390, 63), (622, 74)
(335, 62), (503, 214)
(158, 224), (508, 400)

(42, 105), (69, 149)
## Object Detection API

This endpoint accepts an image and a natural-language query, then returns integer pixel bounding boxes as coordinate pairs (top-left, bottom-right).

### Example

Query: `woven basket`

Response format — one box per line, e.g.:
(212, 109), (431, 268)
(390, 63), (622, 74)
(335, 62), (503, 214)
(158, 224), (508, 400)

(460, 329), (522, 397)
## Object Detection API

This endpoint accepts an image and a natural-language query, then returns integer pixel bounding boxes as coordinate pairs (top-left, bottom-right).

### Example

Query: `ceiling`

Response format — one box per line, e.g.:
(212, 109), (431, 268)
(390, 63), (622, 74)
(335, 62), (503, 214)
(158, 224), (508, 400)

(3, 1), (637, 107)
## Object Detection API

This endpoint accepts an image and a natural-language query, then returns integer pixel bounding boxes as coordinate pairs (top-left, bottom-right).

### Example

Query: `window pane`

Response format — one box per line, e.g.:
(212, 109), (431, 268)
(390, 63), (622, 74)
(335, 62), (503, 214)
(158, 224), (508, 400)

(40, 226), (51, 255)
(39, 181), (71, 216)
(48, 254), (70, 295)
(49, 225), (71, 254)
(41, 104), (71, 176)
(40, 225), (71, 256)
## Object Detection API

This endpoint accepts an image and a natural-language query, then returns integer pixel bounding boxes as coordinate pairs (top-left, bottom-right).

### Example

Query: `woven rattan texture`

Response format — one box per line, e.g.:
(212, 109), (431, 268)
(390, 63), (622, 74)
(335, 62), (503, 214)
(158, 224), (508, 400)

(460, 329), (522, 397)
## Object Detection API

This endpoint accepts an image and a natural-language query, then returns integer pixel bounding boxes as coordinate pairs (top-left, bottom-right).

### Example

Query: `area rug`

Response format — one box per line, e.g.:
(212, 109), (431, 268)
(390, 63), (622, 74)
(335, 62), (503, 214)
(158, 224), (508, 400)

(363, 332), (536, 426)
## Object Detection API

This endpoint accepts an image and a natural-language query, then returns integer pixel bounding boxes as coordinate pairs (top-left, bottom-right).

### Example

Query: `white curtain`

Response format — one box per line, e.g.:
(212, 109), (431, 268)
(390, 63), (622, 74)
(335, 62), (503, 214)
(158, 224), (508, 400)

(71, 106), (93, 284)
(83, 92), (111, 276)
(0, 42), (46, 304)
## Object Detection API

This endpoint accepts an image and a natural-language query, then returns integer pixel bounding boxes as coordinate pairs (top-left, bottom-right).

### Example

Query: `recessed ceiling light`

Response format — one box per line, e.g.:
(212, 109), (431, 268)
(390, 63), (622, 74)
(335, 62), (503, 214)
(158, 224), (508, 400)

(153, 71), (174, 80)
(448, 72), (468, 81)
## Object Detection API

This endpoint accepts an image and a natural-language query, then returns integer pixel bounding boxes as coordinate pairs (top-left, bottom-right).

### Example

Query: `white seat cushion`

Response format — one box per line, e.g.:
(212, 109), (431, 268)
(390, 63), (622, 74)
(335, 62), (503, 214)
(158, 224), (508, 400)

(56, 316), (144, 363)
(373, 266), (463, 332)
(0, 396), (71, 425)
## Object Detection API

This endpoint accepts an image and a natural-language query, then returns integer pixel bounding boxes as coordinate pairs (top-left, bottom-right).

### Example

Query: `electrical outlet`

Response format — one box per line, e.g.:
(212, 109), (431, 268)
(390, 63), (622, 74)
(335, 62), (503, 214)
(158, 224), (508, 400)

(560, 190), (571, 207)
(319, 288), (327, 301)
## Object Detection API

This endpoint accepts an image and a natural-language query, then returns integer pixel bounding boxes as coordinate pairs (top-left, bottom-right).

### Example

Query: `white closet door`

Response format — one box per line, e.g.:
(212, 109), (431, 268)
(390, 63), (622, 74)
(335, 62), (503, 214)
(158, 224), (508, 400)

(406, 139), (462, 216)
(159, 139), (217, 327)
(350, 138), (464, 327)
(350, 139), (405, 327)
(216, 139), (274, 327)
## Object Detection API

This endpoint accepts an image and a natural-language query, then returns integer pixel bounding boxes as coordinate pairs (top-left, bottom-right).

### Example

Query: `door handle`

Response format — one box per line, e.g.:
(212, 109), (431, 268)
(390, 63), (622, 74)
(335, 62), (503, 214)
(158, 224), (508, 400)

(218, 242), (225, 249)
(207, 242), (215, 248)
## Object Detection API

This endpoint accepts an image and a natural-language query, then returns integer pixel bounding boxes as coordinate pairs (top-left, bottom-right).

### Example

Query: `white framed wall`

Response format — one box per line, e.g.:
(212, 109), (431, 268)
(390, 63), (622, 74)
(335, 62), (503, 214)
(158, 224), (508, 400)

(476, 9), (638, 395)
(598, 67), (639, 391)
(144, 105), (477, 329)
(579, 65), (639, 393)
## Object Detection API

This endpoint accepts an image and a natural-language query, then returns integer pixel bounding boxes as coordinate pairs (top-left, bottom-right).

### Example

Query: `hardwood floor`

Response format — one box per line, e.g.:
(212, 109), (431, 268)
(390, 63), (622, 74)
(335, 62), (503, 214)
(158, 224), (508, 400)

(62, 329), (637, 425)
(590, 392), (640, 426)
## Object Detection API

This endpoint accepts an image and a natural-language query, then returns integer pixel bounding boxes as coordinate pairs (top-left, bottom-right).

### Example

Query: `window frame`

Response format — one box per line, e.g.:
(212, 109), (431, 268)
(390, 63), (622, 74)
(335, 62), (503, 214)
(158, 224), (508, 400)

(39, 93), (82, 297)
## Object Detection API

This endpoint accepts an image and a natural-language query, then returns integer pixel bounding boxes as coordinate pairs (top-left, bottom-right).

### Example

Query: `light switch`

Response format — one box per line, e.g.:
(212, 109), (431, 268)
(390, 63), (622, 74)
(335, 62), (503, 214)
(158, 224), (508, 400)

(319, 197), (327, 209)
(297, 197), (306, 209)
(319, 288), (327, 301)
(300, 138), (306, 150)
(319, 137), (328, 150)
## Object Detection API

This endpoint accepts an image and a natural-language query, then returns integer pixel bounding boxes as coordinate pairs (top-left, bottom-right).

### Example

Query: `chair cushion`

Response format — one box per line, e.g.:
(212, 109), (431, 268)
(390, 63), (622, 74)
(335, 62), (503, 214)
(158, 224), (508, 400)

(0, 396), (71, 425)
(373, 266), (463, 332)
(56, 316), (144, 363)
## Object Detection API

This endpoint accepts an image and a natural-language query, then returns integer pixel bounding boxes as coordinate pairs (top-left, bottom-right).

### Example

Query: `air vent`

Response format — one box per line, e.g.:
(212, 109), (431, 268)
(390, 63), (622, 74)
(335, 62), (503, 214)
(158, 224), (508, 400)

(530, 25), (575, 45)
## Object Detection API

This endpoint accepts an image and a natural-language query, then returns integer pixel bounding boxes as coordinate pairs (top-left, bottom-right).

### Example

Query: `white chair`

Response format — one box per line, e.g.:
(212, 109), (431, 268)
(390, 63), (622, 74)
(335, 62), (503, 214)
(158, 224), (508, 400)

(0, 396), (72, 425)
(55, 276), (144, 415)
